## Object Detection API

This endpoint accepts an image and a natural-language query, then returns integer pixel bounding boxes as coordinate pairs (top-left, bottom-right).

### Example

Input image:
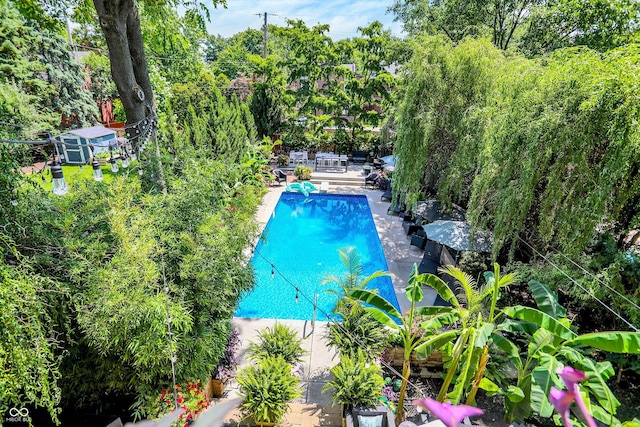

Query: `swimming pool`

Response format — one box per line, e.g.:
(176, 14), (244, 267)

(235, 192), (400, 320)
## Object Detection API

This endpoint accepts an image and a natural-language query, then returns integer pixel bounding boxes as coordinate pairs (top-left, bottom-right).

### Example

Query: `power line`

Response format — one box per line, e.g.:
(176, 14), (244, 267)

(550, 246), (640, 312)
(518, 237), (639, 331)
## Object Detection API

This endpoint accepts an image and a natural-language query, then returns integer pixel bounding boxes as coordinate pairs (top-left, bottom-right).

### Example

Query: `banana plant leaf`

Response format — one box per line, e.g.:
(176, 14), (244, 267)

(506, 373), (533, 423)
(568, 332), (640, 354)
(348, 288), (401, 320)
(414, 330), (458, 357)
(492, 333), (523, 372)
(420, 311), (459, 330)
(414, 306), (454, 316)
(503, 306), (576, 340)
(579, 358), (620, 415)
(422, 273), (459, 308)
(530, 354), (563, 418)
(528, 280), (566, 319)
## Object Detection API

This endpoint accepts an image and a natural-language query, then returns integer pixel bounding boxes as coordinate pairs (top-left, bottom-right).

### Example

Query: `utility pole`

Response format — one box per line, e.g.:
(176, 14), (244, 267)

(256, 12), (277, 58)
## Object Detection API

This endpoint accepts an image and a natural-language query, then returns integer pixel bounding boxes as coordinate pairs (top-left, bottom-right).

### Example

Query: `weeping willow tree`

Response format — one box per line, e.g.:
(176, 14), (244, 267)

(393, 36), (640, 256)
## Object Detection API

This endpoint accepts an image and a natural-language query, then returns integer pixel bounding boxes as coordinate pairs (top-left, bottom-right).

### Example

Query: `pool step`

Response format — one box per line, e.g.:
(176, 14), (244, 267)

(308, 173), (367, 188)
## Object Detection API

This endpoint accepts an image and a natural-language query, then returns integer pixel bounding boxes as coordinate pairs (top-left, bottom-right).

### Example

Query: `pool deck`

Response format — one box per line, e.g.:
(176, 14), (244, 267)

(223, 167), (437, 426)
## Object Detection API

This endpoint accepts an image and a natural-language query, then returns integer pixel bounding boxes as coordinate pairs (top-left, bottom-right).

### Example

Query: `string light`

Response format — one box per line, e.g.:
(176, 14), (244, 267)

(253, 248), (427, 400)
(110, 157), (119, 173)
(295, 287), (299, 303)
(271, 264), (275, 279)
(92, 156), (104, 182)
(50, 161), (68, 196)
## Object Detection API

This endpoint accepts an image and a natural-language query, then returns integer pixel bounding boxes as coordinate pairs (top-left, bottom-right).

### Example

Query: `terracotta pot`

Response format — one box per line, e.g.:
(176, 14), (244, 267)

(205, 378), (226, 399)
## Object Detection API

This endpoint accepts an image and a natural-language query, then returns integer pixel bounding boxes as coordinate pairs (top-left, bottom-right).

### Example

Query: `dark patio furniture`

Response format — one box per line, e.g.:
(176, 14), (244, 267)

(272, 169), (287, 185)
(346, 405), (395, 427)
(352, 150), (368, 164)
(364, 172), (379, 189)
(403, 217), (424, 235)
(410, 229), (428, 250)
(381, 186), (392, 202)
(418, 240), (443, 275)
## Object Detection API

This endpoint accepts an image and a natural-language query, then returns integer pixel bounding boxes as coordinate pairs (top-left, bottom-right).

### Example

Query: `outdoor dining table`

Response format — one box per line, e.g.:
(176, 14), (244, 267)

(288, 151), (308, 165)
(314, 152), (348, 171)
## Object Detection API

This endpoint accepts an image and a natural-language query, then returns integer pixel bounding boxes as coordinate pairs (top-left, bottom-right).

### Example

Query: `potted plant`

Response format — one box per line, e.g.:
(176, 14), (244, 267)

(247, 323), (306, 366)
(293, 165), (313, 180)
(322, 350), (385, 425)
(206, 328), (240, 399)
(237, 355), (302, 426)
(276, 154), (289, 167)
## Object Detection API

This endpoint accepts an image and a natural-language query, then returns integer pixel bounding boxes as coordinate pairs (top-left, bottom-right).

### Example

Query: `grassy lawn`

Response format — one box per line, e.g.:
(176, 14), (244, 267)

(27, 161), (139, 192)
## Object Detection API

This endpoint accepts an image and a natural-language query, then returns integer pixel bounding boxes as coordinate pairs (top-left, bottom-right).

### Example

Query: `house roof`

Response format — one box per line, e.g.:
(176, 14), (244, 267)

(66, 126), (116, 139)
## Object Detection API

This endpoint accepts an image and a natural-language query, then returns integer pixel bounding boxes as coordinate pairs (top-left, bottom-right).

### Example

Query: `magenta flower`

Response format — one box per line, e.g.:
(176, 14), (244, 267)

(413, 398), (484, 427)
(549, 387), (575, 427)
(557, 366), (587, 391)
(549, 367), (596, 427)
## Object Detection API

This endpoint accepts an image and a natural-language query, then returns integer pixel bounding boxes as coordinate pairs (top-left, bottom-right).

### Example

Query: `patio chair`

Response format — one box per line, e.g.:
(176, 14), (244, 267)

(346, 405), (395, 427)
(272, 169), (287, 185)
(403, 217), (424, 235)
(410, 229), (427, 250)
(417, 240), (443, 275)
(381, 186), (392, 202)
(364, 172), (379, 189)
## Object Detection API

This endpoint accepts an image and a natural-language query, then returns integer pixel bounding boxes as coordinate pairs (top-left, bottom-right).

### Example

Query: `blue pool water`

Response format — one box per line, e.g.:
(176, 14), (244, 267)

(235, 192), (400, 320)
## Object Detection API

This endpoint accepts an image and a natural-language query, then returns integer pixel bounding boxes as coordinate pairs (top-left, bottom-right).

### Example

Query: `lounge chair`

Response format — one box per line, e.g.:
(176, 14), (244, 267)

(272, 169), (287, 185)
(346, 405), (395, 427)
(417, 240), (442, 275)
(364, 172), (379, 189)
(410, 229), (427, 250)
(403, 217), (424, 235)
(381, 187), (392, 202)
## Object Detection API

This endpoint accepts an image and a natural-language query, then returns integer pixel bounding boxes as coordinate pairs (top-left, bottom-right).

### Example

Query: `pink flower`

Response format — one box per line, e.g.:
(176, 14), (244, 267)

(557, 366), (587, 391)
(550, 366), (596, 427)
(413, 398), (484, 427)
(549, 387), (575, 427)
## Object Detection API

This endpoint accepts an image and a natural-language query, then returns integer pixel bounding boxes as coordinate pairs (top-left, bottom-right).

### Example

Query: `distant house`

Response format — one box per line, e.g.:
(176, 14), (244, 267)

(56, 126), (117, 164)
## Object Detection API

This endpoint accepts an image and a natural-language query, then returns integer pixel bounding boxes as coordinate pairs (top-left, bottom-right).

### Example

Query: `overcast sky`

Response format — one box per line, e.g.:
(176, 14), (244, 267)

(203, 0), (403, 40)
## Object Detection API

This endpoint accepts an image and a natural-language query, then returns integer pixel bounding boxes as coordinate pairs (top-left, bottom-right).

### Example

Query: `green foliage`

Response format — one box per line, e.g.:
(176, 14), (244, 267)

(393, 36), (640, 257)
(82, 52), (118, 102)
(247, 324), (306, 365)
(323, 247), (392, 359)
(494, 280), (640, 424)
(388, 0), (539, 50)
(521, 0), (640, 56)
(326, 302), (390, 359)
(249, 55), (287, 139)
(347, 265), (460, 424)
(0, 1), (98, 127)
(293, 165), (312, 180)
(178, 87), (259, 163)
(323, 350), (385, 407)
(0, 260), (64, 424)
(237, 356), (302, 424)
